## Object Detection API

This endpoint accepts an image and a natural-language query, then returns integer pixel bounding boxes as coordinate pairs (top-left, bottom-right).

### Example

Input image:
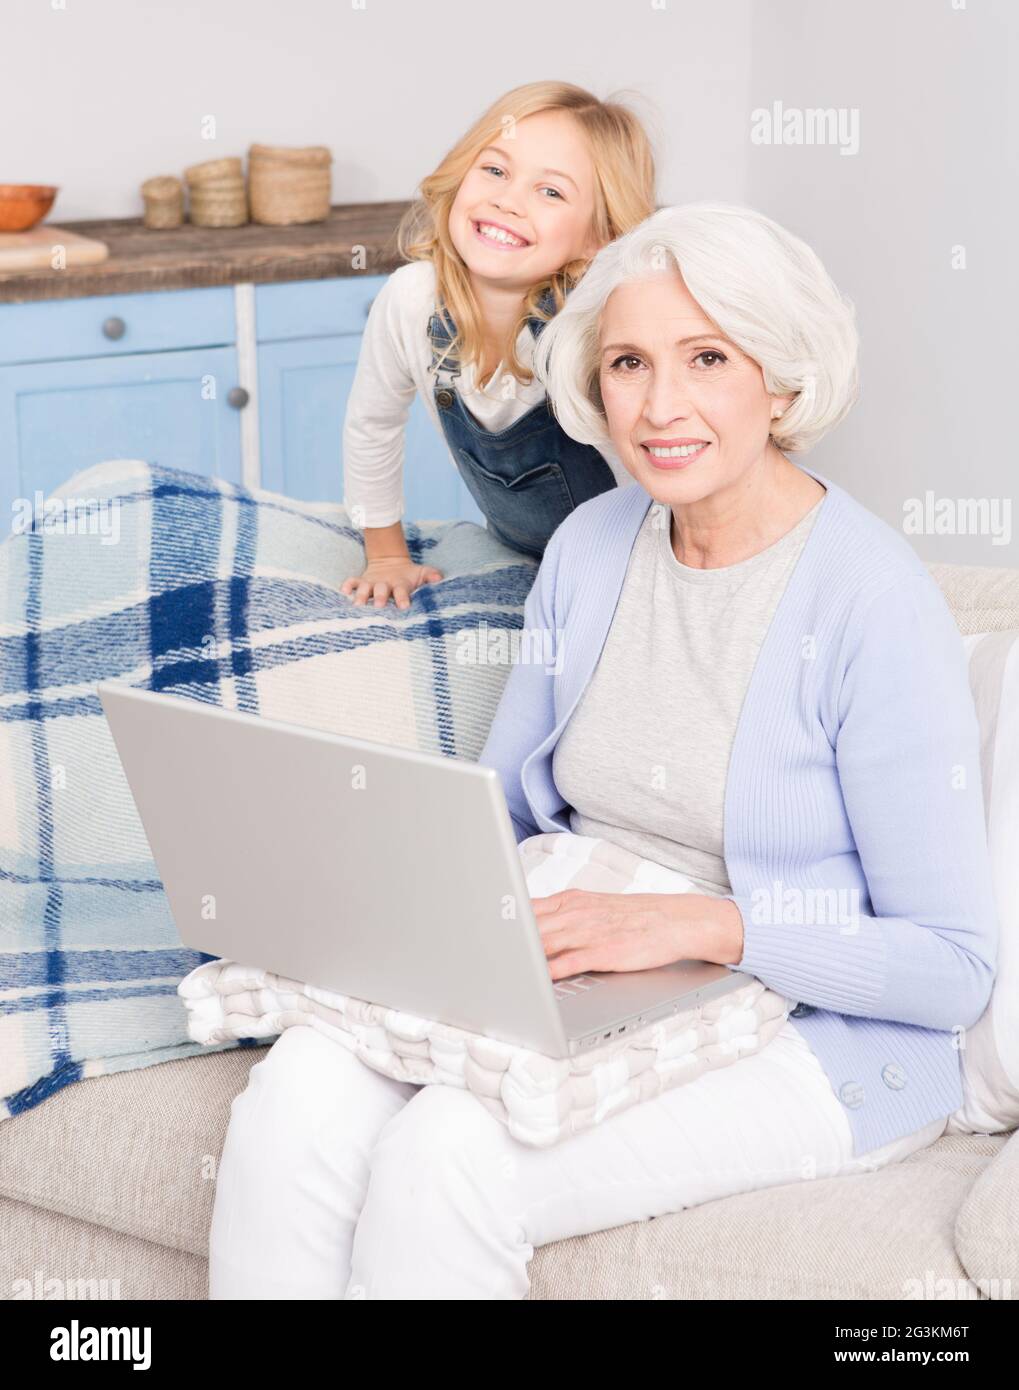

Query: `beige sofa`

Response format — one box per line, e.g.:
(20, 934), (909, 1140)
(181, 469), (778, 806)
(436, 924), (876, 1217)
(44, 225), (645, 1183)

(3, 560), (1018, 1301)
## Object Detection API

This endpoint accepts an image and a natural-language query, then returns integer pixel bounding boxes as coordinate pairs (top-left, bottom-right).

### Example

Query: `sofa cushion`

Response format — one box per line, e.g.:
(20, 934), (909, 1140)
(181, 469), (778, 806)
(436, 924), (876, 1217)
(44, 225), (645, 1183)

(529, 1133), (1007, 1300)
(2, 1198), (207, 1301)
(948, 628), (1019, 1134)
(885, 563), (1019, 1137)
(0, 1047), (271, 1256)
(955, 1126), (1019, 1296)
(0, 1157), (992, 1301)
(928, 562), (1019, 635)
(0, 1047), (1010, 1300)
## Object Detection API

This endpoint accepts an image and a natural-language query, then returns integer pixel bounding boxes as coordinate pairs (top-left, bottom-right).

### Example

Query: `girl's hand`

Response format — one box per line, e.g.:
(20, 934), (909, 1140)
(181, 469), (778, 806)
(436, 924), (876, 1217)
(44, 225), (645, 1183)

(531, 890), (743, 981)
(341, 557), (444, 610)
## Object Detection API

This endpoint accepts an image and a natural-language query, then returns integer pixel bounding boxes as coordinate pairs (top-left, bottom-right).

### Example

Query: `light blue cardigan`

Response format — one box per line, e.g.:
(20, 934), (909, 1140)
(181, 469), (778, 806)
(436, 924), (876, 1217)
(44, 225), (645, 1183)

(478, 464), (998, 1156)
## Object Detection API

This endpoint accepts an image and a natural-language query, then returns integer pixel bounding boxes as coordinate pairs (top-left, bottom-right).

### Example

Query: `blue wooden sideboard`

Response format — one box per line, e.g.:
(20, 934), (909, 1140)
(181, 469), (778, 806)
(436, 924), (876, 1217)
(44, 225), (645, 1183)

(0, 271), (484, 529)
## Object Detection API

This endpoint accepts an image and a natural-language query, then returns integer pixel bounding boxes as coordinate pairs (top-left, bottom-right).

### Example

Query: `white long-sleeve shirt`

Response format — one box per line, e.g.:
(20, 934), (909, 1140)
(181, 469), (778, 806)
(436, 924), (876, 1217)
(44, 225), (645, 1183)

(341, 259), (631, 529)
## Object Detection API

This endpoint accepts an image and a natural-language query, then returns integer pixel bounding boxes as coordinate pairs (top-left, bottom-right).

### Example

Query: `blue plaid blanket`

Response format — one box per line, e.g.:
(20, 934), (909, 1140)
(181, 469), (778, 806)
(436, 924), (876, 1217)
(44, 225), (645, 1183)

(0, 460), (536, 1119)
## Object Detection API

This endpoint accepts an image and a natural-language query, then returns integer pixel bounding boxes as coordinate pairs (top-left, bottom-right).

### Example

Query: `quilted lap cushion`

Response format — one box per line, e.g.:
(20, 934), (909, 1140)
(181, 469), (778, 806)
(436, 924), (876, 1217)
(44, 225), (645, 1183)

(179, 832), (792, 1147)
(0, 460), (536, 1119)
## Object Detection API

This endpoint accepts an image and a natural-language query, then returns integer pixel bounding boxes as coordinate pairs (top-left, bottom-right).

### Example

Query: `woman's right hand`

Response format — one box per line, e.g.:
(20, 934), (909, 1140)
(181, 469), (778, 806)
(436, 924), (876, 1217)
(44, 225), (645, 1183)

(341, 556), (444, 610)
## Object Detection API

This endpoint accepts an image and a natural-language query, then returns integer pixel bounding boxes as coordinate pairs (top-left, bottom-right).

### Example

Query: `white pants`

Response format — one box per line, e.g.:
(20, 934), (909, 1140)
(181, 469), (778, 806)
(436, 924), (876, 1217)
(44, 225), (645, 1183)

(208, 1019), (948, 1300)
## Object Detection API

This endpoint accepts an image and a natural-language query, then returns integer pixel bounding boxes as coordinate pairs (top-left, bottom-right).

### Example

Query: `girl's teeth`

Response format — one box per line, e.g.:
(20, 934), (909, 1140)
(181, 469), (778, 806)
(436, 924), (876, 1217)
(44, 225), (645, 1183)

(647, 443), (706, 458)
(478, 222), (525, 246)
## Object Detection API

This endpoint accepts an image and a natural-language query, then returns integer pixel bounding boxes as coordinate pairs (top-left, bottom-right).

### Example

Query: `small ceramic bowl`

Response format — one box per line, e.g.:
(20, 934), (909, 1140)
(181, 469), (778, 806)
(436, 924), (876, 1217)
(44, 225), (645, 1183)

(0, 185), (58, 233)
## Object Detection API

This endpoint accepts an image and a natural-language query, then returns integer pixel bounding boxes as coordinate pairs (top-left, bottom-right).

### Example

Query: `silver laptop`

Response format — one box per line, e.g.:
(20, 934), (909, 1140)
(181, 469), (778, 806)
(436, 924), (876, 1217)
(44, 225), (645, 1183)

(98, 683), (746, 1058)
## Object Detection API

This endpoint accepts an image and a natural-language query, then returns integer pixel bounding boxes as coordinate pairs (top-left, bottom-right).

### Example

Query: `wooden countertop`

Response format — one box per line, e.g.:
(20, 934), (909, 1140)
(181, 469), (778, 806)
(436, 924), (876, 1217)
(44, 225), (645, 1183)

(0, 201), (413, 304)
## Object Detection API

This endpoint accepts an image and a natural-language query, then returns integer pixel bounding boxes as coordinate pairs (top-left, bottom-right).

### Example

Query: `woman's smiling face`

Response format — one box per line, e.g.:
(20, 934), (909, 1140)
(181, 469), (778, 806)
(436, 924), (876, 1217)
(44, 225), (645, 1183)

(449, 109), (601, 290)
(598, 269), (793, 502)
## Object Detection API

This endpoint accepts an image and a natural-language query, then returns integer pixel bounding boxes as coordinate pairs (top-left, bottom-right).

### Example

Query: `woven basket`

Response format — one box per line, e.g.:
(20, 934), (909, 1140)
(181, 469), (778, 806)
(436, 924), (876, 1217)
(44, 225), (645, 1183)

(180, 155), (249, 227)
(141, 175), (184, 229)
(184, 157), (244, 185)
(249, 143), (331, 167)
(188, 182), (249, 227)
(248, 143), (332, 225)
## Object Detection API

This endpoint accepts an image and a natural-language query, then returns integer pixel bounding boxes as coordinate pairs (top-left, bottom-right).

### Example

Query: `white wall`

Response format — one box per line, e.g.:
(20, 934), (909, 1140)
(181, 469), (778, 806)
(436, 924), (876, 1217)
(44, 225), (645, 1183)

(3, 0), (752, 214)
(5, 0), (1015, 563)
(747, 0), (1017, 564)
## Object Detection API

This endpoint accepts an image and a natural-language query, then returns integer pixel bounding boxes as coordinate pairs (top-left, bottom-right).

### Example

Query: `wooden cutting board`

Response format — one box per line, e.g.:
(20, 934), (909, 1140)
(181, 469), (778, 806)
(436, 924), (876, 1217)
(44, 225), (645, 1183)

(0, 225), (109, 272)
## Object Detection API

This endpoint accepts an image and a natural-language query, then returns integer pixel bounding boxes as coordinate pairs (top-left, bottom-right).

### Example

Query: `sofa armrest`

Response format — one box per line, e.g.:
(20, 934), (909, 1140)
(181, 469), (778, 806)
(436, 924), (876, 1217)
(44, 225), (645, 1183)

(954, 1126), (1019, 1297)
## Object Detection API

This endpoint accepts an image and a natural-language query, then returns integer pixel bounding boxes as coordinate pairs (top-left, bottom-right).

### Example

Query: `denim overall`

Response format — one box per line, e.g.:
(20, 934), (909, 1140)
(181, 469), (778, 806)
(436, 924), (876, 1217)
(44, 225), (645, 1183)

(427, 289), (617, 560)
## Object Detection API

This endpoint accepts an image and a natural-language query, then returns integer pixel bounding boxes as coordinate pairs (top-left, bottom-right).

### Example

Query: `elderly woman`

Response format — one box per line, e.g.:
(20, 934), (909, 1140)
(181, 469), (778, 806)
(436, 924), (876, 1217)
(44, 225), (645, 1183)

(208, 204), (997, 1300)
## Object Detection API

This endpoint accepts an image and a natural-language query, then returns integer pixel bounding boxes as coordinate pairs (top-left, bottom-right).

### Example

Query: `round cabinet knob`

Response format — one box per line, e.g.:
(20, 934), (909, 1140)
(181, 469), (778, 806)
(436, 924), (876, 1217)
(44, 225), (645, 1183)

(227, 386), (250, 409)
(102, 316), (126, 340)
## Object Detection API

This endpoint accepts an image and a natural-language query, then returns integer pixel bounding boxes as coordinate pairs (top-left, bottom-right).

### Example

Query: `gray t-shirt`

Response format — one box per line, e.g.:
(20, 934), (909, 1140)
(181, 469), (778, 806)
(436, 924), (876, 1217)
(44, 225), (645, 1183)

(552, 495), (824, 895)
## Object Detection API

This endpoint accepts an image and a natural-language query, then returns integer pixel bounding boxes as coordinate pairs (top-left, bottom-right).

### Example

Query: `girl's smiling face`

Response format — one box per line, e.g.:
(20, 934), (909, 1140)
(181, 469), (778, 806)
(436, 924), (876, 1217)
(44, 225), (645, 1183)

(598, 270), (794, 502)
(450, 109), (602, 289)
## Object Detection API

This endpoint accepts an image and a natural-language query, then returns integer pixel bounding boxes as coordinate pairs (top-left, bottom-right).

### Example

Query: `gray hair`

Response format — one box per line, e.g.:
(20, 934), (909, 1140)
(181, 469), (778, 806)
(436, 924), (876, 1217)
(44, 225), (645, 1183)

(533, 202), (859, 454)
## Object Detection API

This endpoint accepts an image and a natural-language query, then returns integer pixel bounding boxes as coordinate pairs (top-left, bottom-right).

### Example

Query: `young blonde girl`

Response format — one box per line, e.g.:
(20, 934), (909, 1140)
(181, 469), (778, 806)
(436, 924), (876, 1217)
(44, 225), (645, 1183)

(340, 81), (657, 609)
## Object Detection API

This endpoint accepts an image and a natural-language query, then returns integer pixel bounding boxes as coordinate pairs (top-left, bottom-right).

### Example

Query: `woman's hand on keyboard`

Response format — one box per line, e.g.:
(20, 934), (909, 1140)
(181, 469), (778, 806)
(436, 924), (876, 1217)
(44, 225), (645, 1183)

(531, 890), (745, 980)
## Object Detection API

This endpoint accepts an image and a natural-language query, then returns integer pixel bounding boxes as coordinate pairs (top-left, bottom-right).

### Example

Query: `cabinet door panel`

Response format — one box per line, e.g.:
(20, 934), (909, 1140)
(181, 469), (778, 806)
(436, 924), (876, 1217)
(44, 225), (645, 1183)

(0, 347), (243, 523)
(258, 335), (463, 519)
(0, 287), (235, 367)
(254, 276), (387, 342)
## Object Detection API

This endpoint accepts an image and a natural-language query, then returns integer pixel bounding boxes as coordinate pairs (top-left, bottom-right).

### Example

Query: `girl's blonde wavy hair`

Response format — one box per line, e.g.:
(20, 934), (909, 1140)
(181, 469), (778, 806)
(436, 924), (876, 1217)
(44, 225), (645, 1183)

(396, 81), (657, 384)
